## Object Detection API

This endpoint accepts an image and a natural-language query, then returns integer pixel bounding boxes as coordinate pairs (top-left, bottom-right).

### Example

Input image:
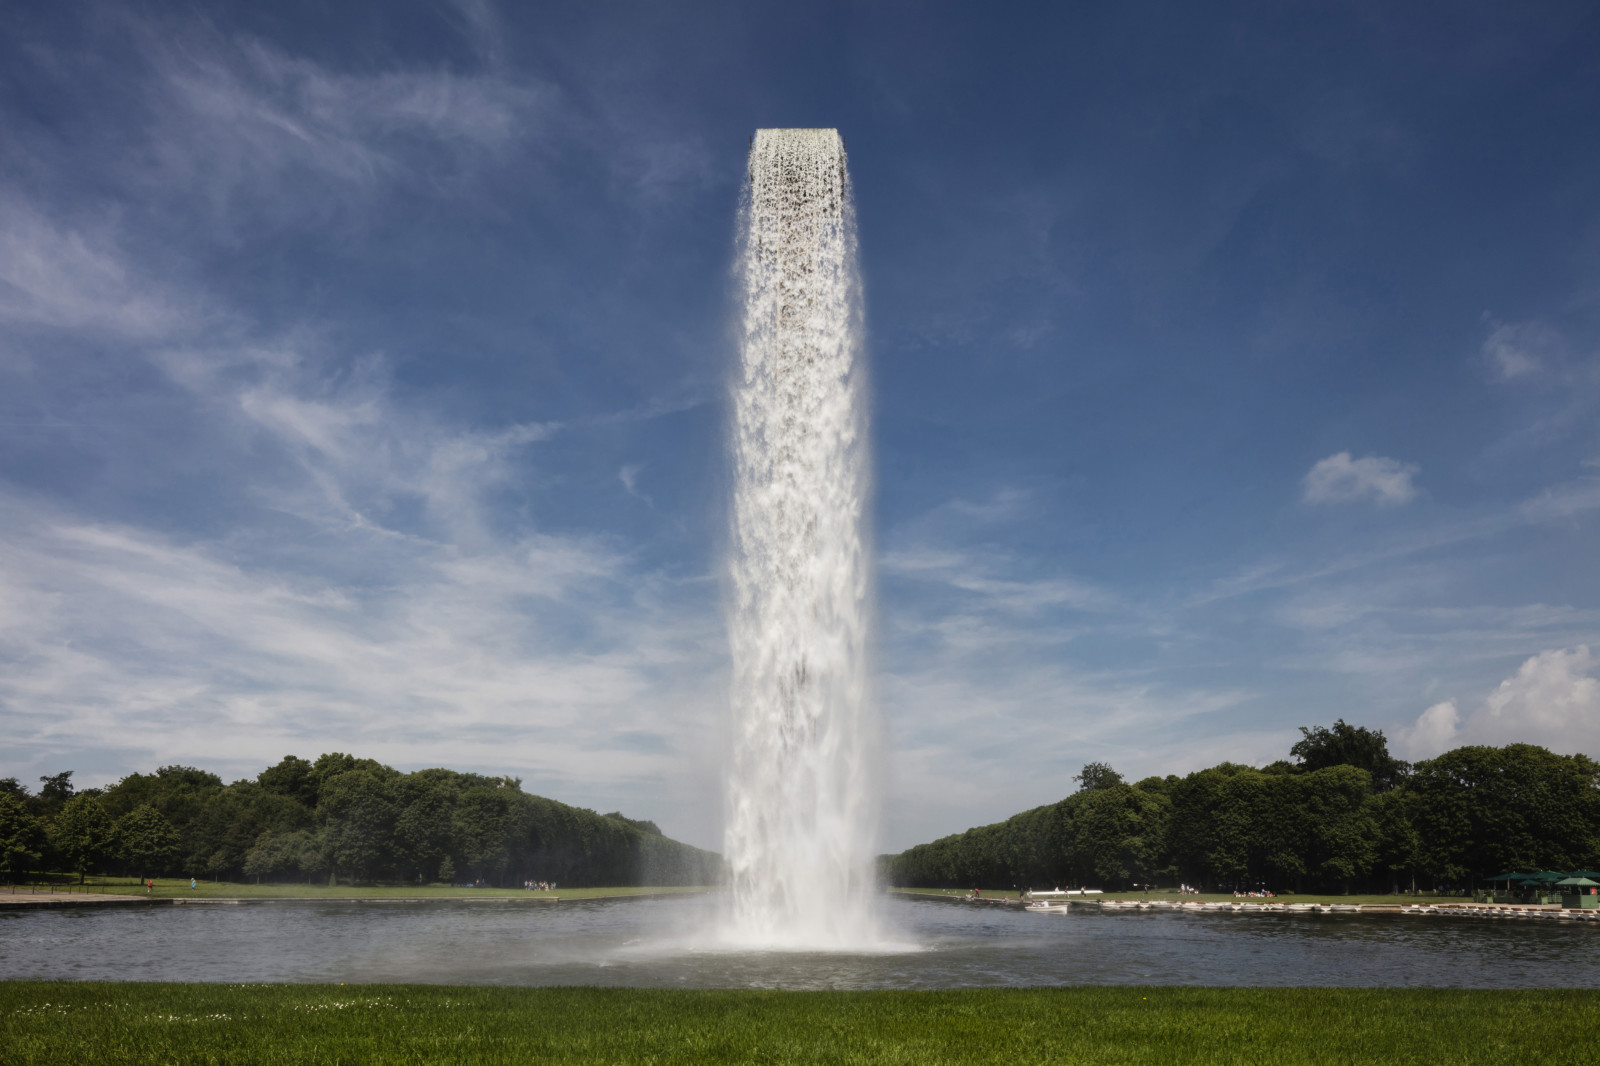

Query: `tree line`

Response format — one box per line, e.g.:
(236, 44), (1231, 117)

(881, 724), (1600, 894)
(0, 753), (721, 887)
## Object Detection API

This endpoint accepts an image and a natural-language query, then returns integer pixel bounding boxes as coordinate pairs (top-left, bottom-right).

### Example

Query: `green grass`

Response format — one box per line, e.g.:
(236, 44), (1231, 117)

(894, 888), (1463, 906)
(7, 878), (712, 900)
(1, 984), (1591, 1065)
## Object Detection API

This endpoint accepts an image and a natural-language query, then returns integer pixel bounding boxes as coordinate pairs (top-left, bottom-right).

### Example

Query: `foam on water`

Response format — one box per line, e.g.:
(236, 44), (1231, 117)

(722, 128), (883, 949)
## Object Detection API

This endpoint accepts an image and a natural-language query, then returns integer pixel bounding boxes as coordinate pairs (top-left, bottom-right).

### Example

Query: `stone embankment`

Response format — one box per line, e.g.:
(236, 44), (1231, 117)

(1029, 899), (1600, 922)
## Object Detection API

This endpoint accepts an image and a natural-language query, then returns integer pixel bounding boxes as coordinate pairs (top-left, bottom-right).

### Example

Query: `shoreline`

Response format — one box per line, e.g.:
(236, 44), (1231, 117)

(0, 887), (712, 909)
(895, 890), (1600, 922)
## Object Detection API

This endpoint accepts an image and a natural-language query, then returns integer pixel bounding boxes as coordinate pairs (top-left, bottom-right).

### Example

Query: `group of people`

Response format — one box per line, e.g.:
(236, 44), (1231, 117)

(523, 880), (557, 891)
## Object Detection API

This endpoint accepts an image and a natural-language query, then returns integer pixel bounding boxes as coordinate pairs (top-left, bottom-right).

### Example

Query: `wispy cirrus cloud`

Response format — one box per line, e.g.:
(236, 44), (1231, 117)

(0, 195), (203, 352)
(1482, 316), (1562, 381)
(0, 20), (727, 840)
(0, 312), (726, 837)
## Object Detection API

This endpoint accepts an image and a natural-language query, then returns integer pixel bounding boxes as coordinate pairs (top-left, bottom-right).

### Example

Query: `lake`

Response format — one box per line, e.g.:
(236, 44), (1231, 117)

(2, 894), (1594, 988)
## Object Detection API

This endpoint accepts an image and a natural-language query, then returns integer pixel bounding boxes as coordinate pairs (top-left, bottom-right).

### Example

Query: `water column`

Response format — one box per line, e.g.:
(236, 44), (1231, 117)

(724, 129), (880, 948)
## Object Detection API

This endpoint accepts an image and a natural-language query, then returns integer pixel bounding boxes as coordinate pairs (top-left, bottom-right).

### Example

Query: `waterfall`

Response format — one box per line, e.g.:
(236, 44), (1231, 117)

(723, 128), (880, 948)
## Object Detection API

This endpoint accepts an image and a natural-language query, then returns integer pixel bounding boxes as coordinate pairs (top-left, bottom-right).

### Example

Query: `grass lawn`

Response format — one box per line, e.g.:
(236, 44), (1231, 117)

(2, 983), (1591, 1065)
(893, 887), (1463, 906)
(9, 878), (712, 900)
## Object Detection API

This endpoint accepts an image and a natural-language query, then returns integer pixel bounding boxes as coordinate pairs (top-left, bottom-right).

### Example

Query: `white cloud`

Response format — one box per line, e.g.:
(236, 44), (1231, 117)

(1402, 699), (1460, 755)
(1482, 316), (1563, 381)
(883, 656), (1258, 848)
(875, 534), (1253, 847)
(882, 547), (1117, 616)
(1473, 645), (1599, 750)
(0, 196), (198, 341)
(1302, 451), (1420, 506)
(105, 19), (711, 225)
(618, 463), (649, 503)
(0, 475), (725, 842)
(142, 32), (551, 215)
(1400, 645), (1600, 758)
(0, 176), (723, 845)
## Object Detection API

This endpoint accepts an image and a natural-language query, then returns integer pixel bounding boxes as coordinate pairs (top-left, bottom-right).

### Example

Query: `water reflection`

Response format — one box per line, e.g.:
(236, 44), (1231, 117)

(2, 895), (1594, 988)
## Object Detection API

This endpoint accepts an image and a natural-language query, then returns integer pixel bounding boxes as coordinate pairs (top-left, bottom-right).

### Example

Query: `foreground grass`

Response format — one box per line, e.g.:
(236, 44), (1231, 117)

(2, 984), (1590, 1065)
(8, 879), (711, 900)
(894, 888), (1462, 906)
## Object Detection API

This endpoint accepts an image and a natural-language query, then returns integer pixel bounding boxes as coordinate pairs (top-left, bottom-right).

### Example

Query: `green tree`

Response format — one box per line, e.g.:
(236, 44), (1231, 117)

(101, 765), (224, 867)
(604, 813), (662, 835)
(0, 792), (45, 881)
(1372, 787), (1424, 892)
(113, 804), (182, 879)
(183, 781), (311, 881)
(242, 829), (323, 883)
(52, 794), (114, 883)
(1409, 744), (1600, 885)
(1073, 762), (1125, 791)
(394, 780), (455, 882)
(317, 768), (399, 883)
(1066, 783), (1168, 886)
(454, 784), (518, 885)
(1298, 765), (1379, 892)
(1167, 763), (1267, 888)
(35, 771), (75, 818)
(1292, 720), (1409, 791)
(258, 756), (319, 808)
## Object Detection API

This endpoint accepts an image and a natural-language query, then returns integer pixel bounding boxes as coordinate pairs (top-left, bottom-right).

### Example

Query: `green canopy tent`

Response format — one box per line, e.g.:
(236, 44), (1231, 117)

(1567, 871), (1600, 880)
(1555, 877), (1600, 909)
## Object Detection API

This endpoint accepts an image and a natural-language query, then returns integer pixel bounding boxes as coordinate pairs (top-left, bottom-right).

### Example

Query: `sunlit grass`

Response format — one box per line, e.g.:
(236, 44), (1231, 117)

(3, 983), (1591, 1065)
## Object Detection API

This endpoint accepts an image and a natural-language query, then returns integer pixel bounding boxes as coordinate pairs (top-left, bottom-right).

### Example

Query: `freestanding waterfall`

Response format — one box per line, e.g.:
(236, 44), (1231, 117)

(723, 128), (881, 949)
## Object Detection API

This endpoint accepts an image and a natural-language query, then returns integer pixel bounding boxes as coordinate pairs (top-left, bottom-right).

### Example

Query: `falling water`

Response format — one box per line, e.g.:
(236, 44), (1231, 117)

(723, 129), (881, 949)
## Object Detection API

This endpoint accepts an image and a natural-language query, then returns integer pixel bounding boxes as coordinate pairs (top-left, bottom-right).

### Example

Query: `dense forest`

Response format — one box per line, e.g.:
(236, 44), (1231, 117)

(0, 753), (721, 887)
(882, 724), (1600, 895)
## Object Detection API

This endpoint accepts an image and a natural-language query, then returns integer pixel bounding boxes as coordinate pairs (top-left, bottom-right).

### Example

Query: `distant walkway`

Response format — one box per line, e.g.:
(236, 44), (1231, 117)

(894, 889), (1600, 923)
(1, 890), (157, 907)
(1040, 898), (1599, 922)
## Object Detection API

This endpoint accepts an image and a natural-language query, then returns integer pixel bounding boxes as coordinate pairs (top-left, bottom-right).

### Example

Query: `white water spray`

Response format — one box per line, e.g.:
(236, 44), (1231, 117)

(723, 129), (881, 949)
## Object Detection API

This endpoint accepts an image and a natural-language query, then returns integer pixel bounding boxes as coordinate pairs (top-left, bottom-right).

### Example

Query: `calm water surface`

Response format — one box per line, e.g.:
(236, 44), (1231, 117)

(2, 895), (1595, 988)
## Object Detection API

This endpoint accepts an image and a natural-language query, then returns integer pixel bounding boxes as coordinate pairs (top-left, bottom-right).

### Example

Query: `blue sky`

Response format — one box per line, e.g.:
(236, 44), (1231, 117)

(2, 0), (1598, 850)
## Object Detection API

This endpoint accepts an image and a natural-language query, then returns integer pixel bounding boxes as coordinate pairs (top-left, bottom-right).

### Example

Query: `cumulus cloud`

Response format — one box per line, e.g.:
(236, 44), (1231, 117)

(1302, 451), (1420, 506)
(1400, 646), (1600, 758)
(1404, 699), (1461, 754)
